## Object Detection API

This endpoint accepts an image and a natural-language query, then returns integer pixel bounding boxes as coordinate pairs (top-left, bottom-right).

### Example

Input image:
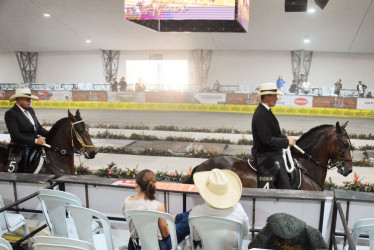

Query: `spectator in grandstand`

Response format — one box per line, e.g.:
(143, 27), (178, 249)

(252, 83), (295, 189)
(4, 87), (48, 173)
(135, 82), (140, 91)
(333, 79), (343, 96)
(119, 77), (127, 91)
(357, 81), (367, 97)
(141, 83), (146, 91)
(111, 77), (118, 92)
(289, 80), (298, 94)
(122, 169), (190, 250)
(200, 82), (209, 92)
(301, 79), (312, 95)
(276, 76), (285, 90)
(189, 169), (249, 249)
(122, 168), (249, 250)
(212, 80), (221, 92)
(366, 92), (373, 98)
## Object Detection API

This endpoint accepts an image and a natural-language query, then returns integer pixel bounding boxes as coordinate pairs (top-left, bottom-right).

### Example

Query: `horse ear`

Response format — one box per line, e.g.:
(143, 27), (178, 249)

(76, 109), (81, 119)
(336, 122), (342, 133)
(341, 121), (348, 129)
(68, 109), (75, 121)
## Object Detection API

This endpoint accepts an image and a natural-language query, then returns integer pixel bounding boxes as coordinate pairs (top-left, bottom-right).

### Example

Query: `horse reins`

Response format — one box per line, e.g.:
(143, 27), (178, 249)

(42, 119), (94, 174)
(293, 131), (352, 190)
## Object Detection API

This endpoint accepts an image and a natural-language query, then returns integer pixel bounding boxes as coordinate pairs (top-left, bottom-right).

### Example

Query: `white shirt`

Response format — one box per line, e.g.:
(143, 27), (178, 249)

(16, 104), (35, 129)
(189, 203), (249, 249)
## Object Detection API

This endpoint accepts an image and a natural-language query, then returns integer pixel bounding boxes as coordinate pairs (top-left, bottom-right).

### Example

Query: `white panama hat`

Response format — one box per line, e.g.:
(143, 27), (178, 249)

(9, 87), (38, 102)
(257, 82), (284, 96)
(193, 169), (242, 209)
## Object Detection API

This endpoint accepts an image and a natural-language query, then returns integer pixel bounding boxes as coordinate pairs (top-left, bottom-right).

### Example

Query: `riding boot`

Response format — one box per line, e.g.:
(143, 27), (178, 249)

(275, 165), (292, 189)
(257, 157), (280, 189)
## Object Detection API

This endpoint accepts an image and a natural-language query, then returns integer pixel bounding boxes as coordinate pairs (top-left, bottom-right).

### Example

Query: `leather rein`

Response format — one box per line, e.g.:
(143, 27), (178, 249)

(42, 120), (94, 174)
(296, 131), (353, 190)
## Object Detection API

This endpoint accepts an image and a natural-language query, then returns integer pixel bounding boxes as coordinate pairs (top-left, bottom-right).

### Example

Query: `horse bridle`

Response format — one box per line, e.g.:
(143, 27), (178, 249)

(71, 120), (95, 157)
(297, 130), (353, 190)
(328, 132), (353, 169)
(42, 119), (94, 174)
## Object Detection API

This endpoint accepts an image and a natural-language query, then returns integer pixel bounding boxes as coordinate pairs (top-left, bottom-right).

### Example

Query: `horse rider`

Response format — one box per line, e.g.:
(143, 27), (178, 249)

(4, 87), (48, 173)
(252, 83), (296, 189)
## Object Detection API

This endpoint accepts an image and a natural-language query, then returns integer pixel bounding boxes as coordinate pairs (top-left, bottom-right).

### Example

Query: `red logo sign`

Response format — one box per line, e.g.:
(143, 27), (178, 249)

(294, 98), (308, 105)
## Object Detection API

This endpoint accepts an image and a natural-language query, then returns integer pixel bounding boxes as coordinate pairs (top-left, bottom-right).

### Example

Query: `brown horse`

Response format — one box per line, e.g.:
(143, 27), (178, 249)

(190, 122), (353, 191)
(0, 110), (97, 177)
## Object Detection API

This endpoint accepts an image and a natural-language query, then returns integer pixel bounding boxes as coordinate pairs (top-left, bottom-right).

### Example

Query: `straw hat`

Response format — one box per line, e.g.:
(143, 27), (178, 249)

(257, 82), (284, 96)
(9, 87), (38, 102)
(193, 169), (242, 209)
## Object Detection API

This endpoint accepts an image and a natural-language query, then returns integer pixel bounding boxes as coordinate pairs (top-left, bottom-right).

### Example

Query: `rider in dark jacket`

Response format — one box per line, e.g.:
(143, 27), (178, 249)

(252, 83), (295, 189)
(4, 88), (48, 173)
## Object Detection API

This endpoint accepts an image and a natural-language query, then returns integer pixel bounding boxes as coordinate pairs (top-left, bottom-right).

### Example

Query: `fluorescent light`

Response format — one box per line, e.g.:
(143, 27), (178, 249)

(43, 13), (51, 17)
(85, 39), (92, 43)
(307, 8), (316, 13)
(304, 38), (310, 43)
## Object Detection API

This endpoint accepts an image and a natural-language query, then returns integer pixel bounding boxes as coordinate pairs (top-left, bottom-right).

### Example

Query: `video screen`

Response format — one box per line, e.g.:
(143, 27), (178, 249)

(237, 0), (249, 31)
(125, 0), (235, 20)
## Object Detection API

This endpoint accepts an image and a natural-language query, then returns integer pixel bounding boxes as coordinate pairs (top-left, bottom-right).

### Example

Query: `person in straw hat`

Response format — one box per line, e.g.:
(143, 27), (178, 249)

(189, 168), (249, 249)
(252, 82), (296, 189)
(4, 87), (48, 173)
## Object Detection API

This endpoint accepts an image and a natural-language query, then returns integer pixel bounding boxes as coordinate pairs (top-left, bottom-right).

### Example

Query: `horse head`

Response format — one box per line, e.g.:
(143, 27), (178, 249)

(68, 109), (97, 159)
(331, 121), (353, 177)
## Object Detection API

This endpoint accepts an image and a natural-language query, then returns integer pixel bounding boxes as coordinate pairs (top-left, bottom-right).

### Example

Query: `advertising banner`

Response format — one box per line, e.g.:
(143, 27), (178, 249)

(357, 98), (374, 110)
(276, 96), (313, 107)
(107, 92), (145, 102)
(72, 91), (108, 102)
(193, 93), (226, 104)
(313, 96), (357, 109)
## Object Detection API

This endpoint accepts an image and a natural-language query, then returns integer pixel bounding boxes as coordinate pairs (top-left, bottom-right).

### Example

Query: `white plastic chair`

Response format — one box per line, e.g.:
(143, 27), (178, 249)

(188, 216), (243, 250)
(37, 189), (99, 237)
(66, 205), (127, 250)
(32, 236), (95, 250)
(123, 210), (184, 250)
(0, 237), (13, 250)
(345, 218), (374, 250)
(0, 195), (31, 249)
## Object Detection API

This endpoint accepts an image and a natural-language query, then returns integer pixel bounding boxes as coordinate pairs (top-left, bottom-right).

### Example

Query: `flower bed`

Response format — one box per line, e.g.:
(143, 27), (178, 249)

(76, 163), (374, 193)
(38, 121), (374, 140)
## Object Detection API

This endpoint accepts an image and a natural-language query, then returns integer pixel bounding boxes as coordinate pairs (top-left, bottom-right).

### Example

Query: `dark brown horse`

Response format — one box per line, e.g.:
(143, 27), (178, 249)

(190, 122), (353, 191)
(0, 110), (97, 177)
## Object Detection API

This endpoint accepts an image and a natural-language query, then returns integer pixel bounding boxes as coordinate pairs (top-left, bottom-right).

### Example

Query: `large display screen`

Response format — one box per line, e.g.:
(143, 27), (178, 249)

(125, 0), (236, 20)
(237, 0), (249, 31)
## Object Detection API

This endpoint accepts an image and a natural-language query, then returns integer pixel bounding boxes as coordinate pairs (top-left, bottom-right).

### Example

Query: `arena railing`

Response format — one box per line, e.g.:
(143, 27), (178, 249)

(0, 172), (56, 248)
(329, 190), (374, 250)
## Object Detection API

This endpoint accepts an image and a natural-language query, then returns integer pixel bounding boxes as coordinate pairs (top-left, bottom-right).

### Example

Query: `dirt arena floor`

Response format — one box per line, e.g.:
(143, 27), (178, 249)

(0, 108), (372, 134)
(0, 108), (373, 185)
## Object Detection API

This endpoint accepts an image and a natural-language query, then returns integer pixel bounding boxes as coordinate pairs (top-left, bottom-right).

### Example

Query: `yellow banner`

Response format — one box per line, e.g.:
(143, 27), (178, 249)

(1, 101), (373, 118)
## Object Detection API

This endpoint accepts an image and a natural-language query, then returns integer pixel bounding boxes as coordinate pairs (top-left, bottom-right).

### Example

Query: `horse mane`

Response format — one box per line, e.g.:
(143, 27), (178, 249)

(47, 117), (69, 140)
(296, 124), (334, 150)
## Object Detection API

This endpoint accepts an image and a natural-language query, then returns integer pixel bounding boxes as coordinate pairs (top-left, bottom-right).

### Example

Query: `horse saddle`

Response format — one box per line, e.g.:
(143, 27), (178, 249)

(6, 143), (43, 173)
(248, 157), (302, 190)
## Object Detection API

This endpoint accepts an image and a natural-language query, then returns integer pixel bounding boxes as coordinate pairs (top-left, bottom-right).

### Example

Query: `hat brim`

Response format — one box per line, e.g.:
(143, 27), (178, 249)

(193, 169), (242, 209)
(9, 94), (38, 102)
(256, 90), (284, 96)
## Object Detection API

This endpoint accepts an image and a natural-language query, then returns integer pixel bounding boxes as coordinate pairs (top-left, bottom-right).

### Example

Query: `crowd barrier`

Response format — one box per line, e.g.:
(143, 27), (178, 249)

(0, 100), (373, 118)
(3, 173), (374, 249)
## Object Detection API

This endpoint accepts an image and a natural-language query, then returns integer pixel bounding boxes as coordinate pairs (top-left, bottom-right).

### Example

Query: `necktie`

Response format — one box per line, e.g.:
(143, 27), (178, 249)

(24, 110), (36, 130)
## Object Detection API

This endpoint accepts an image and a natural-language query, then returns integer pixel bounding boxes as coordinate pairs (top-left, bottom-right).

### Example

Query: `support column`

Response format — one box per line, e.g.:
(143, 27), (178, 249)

(15, 52), (38, 85)
(291, 50), (313, 84)
(192, 49), (212, 88)
(102, 50), (120, 83)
